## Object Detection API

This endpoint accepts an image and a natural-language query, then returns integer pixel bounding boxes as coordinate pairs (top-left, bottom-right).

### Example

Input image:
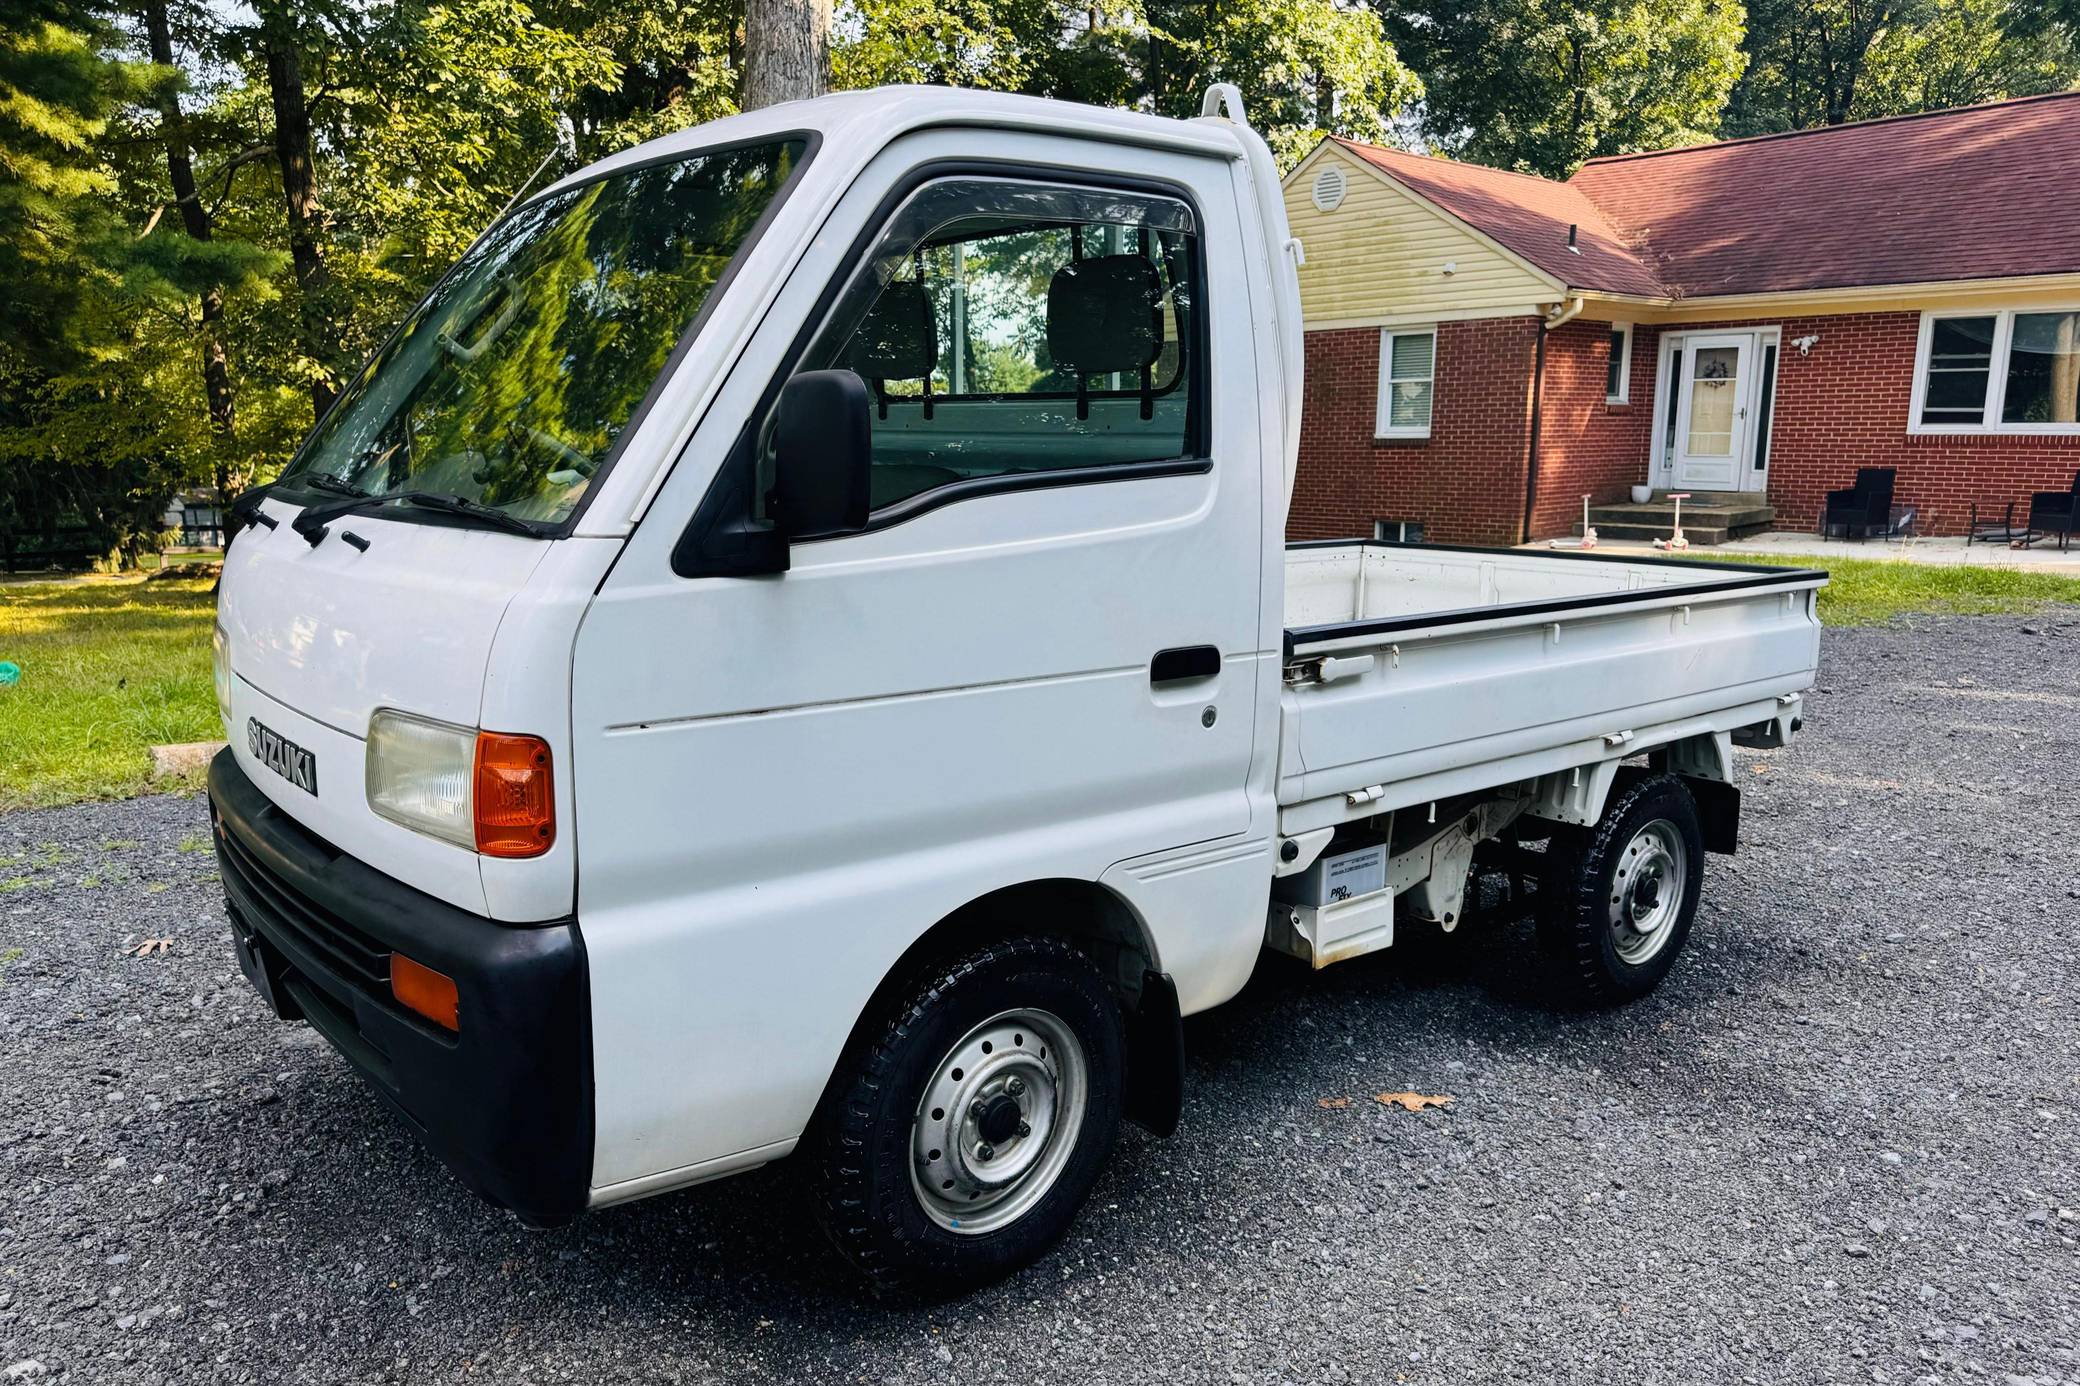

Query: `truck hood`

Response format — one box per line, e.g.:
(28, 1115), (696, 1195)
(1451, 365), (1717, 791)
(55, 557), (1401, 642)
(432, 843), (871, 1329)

(220, 500), (551, 737)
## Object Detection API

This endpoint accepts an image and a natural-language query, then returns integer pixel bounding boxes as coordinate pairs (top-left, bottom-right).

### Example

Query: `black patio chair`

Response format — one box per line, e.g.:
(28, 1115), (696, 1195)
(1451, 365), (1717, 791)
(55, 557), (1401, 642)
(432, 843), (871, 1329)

(1820, 467), (1895, 540)
(2026, 470), (2079, 551)
(1967, 498), (2018, 546)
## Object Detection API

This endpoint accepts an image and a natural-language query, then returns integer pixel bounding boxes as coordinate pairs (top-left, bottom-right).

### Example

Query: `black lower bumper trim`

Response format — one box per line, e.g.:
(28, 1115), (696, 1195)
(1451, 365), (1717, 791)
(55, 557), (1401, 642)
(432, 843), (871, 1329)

(209, 748), (592, 1226)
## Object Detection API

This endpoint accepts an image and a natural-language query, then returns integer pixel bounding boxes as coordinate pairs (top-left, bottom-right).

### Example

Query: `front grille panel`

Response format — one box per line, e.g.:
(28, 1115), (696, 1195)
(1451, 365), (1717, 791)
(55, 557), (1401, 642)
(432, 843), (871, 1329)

(216, 816), (392, 998)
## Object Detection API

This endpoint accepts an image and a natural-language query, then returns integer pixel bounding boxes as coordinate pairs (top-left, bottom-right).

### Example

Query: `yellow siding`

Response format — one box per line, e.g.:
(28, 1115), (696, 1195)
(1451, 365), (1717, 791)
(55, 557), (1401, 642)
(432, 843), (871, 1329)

(1283, 146), (1554, 327)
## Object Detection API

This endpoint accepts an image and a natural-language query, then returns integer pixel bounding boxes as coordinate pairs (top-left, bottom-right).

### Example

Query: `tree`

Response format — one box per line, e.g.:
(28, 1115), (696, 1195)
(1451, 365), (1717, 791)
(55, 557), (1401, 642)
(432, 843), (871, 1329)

(139, 0), (239, 482)
(543, 0), (742, 154)
(1160, 0), (1423, 162)
(1387, 0), (1747, 176)
(0, 2), (202, 564)
(834, 0), (1420, 164)
(1856, 0), (2080, 117)
(743, 0), (830, 107)
(1722, 0), (1907, 132)
(1727, 0), (2079, 133)
(0, 3), (146, 363)
(252, 0), (340, 416)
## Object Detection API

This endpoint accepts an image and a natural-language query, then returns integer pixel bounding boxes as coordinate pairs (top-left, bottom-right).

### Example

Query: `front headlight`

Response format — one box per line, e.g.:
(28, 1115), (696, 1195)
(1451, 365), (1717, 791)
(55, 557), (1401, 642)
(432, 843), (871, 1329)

(212, 624), (233, 738)
(366, 709), (477, 848)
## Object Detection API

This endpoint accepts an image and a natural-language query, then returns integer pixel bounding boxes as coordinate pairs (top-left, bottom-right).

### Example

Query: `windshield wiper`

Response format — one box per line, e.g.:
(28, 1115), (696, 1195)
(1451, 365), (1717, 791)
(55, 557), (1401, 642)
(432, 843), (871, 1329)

(299, 472), (369, 499)
(393, 490), (546, 536)
(291, 489), (546, 545)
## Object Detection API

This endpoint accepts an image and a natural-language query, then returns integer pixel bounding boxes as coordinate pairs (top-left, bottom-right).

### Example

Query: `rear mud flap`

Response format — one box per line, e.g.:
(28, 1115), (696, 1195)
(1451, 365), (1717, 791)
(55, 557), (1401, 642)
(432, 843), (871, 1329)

(1123, 970), (1184, 1137)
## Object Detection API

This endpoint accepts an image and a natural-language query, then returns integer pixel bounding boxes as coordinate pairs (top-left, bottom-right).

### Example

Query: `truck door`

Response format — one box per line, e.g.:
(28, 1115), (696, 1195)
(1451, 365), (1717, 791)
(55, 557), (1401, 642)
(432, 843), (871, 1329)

(570, 131), (1268, 1190)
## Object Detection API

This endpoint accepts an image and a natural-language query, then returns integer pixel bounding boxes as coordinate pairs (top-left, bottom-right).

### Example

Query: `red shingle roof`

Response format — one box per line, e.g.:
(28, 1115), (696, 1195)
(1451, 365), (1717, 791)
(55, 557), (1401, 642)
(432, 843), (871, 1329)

(1329, 139), (1666, 297)
(1330, 91), (2080, 301)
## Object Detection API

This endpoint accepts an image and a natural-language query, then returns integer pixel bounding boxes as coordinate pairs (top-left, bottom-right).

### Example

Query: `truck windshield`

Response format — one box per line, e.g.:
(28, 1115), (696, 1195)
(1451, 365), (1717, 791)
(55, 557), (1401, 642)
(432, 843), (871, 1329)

(275, 137), (810, 528)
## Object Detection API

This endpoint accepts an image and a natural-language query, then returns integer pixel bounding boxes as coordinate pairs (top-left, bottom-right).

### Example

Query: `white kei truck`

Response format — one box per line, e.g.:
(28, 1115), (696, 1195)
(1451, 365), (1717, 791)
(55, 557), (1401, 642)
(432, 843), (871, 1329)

(208, 83), (1824, 1294)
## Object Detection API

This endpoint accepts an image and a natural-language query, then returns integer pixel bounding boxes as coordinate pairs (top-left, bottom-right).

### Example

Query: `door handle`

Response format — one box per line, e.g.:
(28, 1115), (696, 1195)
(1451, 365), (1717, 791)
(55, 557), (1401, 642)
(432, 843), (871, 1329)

(1150, 645), (1221, 685)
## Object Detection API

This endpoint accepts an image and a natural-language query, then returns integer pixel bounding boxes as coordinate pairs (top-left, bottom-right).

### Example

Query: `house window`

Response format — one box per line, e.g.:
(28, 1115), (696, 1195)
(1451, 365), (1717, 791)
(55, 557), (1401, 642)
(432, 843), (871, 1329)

(1606, 324), (1632, 403)
(1373, 519), (1425, 544)
(1912, 309), (2080, 433)
(1376, 328), (1435, 438)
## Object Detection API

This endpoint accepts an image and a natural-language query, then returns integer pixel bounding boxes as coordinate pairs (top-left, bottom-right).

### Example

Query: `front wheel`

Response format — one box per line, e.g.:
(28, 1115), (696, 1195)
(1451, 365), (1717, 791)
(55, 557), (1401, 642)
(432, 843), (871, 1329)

(1539, 774), (1705, 1004)
(810, 936), (1123, 1296)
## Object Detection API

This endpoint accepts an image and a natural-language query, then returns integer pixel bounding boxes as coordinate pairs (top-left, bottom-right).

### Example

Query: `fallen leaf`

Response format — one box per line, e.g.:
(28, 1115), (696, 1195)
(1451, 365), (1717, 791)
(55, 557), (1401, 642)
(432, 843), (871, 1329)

(127, 938), (172, 957)
(1750, 764), (1769, 775)
(1316, 1096), (1351, 1109)
(1374, 1091), (1453, 1112)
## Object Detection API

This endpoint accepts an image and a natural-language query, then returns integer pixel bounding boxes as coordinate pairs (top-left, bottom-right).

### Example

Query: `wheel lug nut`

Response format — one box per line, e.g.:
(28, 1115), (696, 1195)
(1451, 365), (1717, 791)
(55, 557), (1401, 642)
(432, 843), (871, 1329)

(970, 1101), (986, 1122)
(978, 1143), (995, 1161)
(1017, 1120), (1031, 1138)
(1006, 1077), (1025, 1096)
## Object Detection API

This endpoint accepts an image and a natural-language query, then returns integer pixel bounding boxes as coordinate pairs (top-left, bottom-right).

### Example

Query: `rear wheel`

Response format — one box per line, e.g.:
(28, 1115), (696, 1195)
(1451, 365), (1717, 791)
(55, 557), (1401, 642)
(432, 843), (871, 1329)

(810, 936), (1123, 1296)
(1539, 774), (1704, 1004)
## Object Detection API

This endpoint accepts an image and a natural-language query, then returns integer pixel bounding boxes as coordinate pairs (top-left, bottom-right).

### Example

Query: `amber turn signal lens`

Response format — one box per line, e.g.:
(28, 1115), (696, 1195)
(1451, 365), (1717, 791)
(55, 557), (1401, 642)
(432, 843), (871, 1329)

(391, 953), (459, 1031)
(473, 731), (554, 858)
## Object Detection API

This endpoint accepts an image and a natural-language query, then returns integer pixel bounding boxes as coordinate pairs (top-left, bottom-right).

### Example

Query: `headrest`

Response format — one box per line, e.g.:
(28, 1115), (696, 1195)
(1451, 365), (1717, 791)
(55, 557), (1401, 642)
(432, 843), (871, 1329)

(850, 280), (937, 380)
(1046, 255), (1163, 376)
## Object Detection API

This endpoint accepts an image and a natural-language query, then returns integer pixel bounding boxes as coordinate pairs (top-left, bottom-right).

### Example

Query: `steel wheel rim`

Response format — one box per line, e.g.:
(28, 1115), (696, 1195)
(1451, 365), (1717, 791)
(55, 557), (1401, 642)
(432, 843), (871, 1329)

(1609, 818), (1687, 965)
(908, 1007), (1088, 1236)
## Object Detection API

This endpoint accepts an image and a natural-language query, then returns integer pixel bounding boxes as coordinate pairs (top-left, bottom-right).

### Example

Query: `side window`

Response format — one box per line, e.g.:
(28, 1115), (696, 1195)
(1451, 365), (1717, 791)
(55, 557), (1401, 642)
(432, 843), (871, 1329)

(773, 178), (1203, 513)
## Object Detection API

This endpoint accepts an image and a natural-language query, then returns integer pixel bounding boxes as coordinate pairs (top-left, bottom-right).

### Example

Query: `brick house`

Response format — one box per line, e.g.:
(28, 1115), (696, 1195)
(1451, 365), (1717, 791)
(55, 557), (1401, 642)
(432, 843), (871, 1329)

(1282, 92), (2080, 545)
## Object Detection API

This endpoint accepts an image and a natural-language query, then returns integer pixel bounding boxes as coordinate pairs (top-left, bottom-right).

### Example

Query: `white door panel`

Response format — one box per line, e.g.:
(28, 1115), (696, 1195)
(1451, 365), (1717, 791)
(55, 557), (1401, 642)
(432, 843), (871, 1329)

(572, 131), (1267, 1187)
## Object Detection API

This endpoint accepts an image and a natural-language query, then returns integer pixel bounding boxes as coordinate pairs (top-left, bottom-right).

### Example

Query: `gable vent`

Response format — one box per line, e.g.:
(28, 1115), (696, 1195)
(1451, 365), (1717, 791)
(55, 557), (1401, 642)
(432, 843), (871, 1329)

(1311, 165), (1347, 212)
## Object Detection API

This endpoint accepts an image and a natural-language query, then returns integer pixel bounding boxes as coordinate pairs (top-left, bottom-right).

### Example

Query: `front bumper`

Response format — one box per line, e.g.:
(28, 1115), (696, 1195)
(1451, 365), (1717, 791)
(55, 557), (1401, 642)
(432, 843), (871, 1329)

(209, 749), (592, 1226)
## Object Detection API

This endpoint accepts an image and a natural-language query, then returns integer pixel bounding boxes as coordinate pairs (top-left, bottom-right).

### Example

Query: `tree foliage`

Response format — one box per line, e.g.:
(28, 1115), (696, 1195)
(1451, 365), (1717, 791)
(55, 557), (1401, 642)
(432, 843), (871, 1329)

(0, 0), (2073, 564)
(1386, 0), (1748, 176)
(1724, 0), (2078, 134)
(0, 4), (155, 363)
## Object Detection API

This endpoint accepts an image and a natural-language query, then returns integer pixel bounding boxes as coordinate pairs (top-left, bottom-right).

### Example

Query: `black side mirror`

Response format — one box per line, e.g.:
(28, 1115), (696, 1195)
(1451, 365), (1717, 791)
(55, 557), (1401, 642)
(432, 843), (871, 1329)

(771, 369), (871, 538)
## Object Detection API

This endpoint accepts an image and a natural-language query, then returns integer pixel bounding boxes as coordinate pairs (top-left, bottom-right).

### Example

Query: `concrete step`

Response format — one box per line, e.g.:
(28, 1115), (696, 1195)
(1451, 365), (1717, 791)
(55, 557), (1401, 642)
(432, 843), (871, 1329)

(1586, 520), (1740, 545)
(1655, 490), (1750, 504)
(1586, 498), (1775, 548)
(1588, 501), (1775, 528)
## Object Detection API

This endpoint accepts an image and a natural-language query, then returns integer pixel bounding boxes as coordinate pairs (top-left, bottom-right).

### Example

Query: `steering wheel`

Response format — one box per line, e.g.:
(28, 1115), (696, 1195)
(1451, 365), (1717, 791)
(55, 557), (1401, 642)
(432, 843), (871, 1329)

(521, 425), (595, 477)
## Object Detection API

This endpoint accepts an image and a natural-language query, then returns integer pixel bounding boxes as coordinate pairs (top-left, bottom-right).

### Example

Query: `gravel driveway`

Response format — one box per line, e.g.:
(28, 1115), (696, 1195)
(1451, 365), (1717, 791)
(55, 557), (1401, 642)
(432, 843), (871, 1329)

(3, 611), (2077, 1385)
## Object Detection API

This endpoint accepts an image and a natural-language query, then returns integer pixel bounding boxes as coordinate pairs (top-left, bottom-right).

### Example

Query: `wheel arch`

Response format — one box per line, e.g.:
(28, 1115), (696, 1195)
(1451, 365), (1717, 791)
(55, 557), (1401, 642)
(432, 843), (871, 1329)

(810, 877), (1184, 1139)
(1528, 731), (1737, 851)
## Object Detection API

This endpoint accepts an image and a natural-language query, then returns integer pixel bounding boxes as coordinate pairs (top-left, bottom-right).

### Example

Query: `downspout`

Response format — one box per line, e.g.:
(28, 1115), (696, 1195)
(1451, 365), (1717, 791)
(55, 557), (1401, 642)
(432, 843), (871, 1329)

(1521, 295), (1586, 543)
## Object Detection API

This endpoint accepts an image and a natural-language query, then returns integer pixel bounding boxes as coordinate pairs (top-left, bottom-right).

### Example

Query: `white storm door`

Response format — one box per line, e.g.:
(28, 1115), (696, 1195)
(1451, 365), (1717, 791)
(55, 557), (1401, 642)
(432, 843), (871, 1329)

(1671, 334), (1751, 490)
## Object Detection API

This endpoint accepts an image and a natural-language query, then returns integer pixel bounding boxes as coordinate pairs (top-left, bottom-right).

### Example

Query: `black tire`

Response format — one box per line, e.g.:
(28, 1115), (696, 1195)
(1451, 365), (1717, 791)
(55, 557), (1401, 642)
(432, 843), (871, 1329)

(1537, 774), (1704, 1005)
(810, 936), (1124, 1297)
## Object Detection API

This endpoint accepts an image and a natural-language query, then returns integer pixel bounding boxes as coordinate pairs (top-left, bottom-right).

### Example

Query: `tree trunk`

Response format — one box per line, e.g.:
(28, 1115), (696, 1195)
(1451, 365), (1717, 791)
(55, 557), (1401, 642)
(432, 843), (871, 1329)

(143, 0), (239, 498)
(741, 0), (830, 111)
(257, 2), (337, 417)
(1147, 8), (1163, 115)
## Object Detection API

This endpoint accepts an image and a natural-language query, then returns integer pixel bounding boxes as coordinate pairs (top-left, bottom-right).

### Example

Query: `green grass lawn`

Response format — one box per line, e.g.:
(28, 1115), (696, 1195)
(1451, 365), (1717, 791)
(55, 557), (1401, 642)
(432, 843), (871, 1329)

(1678, 551), (2080, 626)
(0, 575), (220, 810)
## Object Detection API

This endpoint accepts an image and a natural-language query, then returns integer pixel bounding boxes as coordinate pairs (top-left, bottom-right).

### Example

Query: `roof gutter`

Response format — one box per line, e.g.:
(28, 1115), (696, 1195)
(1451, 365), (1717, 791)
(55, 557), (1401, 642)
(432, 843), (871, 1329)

(1521, 296), (1586, 542)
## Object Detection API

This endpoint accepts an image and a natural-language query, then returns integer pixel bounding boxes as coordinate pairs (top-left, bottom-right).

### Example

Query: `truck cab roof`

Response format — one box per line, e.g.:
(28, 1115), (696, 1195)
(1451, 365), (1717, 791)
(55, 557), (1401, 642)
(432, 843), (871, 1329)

(534, 86), (1257, 210)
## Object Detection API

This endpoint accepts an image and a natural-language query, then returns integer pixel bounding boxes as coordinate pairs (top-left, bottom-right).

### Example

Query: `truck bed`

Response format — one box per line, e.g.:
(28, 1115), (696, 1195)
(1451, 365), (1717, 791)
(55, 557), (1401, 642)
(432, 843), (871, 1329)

(1275, 543), (1826, 830)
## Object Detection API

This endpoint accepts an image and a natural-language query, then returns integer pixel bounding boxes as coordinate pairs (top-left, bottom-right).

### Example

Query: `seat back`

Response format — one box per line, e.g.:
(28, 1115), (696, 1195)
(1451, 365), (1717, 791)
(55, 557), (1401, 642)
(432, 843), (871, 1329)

(1046, 255), (1164, 376)
(1856, 467), (1895, 520)
(849, 280), (936, 384)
